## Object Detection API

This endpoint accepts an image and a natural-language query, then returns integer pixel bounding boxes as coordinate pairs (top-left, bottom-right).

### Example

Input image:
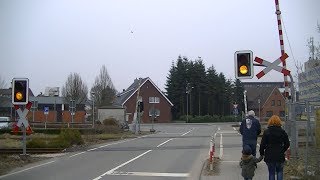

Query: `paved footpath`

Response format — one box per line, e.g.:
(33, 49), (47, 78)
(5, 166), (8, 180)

(201, 125), (269, 180)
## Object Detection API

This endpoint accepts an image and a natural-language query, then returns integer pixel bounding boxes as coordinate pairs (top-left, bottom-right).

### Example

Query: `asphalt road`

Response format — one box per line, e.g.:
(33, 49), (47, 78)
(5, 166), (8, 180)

(0, 124), (217, 180)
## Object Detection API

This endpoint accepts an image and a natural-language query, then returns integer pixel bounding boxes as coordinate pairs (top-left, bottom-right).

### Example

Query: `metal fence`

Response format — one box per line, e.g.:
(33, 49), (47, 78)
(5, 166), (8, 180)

(286, 100), (319, 177)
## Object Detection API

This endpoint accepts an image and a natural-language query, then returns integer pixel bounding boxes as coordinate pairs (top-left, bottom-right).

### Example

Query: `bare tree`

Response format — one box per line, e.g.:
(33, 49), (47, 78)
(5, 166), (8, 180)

(62, 72), (88, 104)
(90, 65), (117, 107)
(0, 75), (7, 89)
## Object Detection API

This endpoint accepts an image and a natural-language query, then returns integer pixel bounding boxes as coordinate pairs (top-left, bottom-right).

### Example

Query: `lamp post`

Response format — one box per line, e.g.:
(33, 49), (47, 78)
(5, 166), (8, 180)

(258, 98), (261, 121)
(186, 83), (194, 123)
(91, 92), (95, 129)
(243, 90), (248, 116)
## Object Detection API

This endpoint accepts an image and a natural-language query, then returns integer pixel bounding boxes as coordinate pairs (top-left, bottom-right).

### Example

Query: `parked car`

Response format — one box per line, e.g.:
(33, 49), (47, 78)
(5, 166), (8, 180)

(0, 117), (11, 129)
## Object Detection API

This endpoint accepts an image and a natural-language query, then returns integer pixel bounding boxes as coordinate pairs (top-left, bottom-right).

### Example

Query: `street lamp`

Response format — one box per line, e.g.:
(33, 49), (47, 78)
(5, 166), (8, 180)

(186, 83), (194, 123)
(258, 98), (261, 121)
(243, 90), (248, 116)
(91, 92), (95, 129)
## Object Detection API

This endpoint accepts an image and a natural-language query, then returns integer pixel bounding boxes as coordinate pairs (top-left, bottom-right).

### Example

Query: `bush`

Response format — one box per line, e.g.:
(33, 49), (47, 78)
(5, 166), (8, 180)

(179, 115), (193, 122)
(27, 138), (47, 148)
(33, 129), (61, 134)
(188, 115), (220, 123)
(55, 128), (84, 148)
(95, 124), (122, 134)
(103, 118), (118, 126)
(220, 115), (242, 122)
(179, 115), (241, 123)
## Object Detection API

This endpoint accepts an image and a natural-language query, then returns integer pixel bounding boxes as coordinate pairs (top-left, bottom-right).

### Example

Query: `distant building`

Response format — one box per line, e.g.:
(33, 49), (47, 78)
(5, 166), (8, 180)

(242, 81), (285, 88)
(298, 57), (320, 102)
(97, 106), (126, 124)
(245, 86), (285, 121)
(28, 96), (86, 123)
(44, 87), (60, 97)
(114, 77), (173, 123)
(0, 88), (34, 119)
(0, 87), (87, 123)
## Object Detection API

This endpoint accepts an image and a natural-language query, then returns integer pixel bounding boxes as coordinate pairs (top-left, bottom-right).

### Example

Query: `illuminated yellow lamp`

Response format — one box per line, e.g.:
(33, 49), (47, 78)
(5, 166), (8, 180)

(15, 92), (23, 100)
(239, 65), (248, 75)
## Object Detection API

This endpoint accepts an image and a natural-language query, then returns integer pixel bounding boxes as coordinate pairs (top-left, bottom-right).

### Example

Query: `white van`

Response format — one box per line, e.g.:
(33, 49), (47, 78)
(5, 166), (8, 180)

(0, 117), (10, 129)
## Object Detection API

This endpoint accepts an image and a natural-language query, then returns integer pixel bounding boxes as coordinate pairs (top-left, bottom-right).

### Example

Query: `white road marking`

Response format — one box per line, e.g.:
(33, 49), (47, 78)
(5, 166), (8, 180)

(157, 139), (173, 147)
(110, 171), (189, 177)
(233, 127), (236, 131)
(219, 133), (223, 159)
(181, 129), (193, 136)
(218, 127), (221, 131)
(159, 132), (181, 135)
(218, 130), (239, 134)
(87, 134), (153, 152)
(92, 136), (179, 180)
(92, 150), (152, 180)
(69, 151), (86, 158)
(87, 139), (132, 152)
(0, 160), (55, 178)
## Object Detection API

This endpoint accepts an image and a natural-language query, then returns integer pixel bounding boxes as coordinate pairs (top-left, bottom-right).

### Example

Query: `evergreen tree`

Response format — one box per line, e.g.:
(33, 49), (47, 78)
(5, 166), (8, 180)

(206, 66), (219, 115)
(234, 79), (245, 113)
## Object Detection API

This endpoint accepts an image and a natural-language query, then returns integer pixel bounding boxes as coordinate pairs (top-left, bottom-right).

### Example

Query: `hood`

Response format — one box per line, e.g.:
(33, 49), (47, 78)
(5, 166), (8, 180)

(241, 154), (253, 163)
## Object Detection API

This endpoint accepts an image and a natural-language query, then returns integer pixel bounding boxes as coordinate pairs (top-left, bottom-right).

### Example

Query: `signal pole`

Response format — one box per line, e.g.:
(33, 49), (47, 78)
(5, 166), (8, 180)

(134, 79), (142, 134)
(274, 0), (297, 157)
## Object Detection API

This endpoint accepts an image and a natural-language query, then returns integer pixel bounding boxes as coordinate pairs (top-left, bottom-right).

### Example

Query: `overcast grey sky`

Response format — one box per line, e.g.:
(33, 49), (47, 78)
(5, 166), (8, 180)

(1, 0), (319, 96)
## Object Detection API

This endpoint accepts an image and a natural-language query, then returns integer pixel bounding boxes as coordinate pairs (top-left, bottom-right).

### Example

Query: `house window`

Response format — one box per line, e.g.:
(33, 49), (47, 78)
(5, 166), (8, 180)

(149, 109), (160, 117)
(279, 111), (285, 117)
(266, 111), (273, 117)
(278, 100), (281, 106)
(271, 100), (275, 106)
(149, 97), (160, 103)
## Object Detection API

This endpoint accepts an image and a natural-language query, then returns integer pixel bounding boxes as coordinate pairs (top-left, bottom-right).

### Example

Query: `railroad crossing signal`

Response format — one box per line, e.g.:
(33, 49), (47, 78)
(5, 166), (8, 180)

(234, 50), (254, 79)
(12, 102), (33, 134)
(254, 53), (290, 79)
(12, 78), (29, 105)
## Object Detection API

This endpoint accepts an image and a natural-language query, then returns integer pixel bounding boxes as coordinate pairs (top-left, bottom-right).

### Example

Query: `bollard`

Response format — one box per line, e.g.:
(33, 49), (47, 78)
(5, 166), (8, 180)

(209, 140), (213, 162)
(212, 142), (215, 162)
(209, 139), (215, 171)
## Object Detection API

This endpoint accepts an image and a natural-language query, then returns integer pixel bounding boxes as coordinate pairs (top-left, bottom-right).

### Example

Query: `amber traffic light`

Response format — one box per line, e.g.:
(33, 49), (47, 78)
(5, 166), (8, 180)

(12, 78), (29, 105)
(235, 50), (254, 79)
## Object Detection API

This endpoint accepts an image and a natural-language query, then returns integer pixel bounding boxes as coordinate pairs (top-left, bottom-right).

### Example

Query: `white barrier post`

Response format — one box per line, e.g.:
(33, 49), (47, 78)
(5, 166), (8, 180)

(209, 139), (215, 170)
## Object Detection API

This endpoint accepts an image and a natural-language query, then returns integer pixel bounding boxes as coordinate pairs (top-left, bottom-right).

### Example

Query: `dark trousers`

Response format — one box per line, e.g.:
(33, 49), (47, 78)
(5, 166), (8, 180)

(266, 162), (284, 180)
(243, 143), (257, 157)
(244, 178), (252, 180)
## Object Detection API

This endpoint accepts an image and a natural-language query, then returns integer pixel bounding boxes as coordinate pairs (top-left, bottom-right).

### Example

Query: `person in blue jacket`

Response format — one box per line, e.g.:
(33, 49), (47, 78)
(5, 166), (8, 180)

(240, 110), (261, 157)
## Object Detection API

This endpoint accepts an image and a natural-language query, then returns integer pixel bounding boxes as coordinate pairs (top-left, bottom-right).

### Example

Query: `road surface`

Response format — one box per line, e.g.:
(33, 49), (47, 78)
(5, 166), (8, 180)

(0, 124), (216, 180)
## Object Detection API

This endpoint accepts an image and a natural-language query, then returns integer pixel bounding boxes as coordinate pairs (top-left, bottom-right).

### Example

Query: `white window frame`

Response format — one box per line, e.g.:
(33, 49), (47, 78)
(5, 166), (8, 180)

(149, 97), (160, 104)
(149, 109), (160, 117)
(149, 97), (155, 103)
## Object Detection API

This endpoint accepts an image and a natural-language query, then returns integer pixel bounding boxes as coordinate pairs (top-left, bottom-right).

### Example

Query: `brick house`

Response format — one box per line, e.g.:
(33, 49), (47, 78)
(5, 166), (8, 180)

(114, 77), (173, 123)
(246, 86), (285, 121)
(0, 87), (87, 123)
(27, 96), (87, 123)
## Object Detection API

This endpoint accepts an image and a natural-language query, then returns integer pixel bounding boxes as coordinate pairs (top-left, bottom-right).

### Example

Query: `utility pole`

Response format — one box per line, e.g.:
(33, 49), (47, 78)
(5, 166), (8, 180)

(186, 83), (193, 123)
(133, 79), (142, 134)
(91, 92), (95, 129)
(243, 90), (248, 116)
